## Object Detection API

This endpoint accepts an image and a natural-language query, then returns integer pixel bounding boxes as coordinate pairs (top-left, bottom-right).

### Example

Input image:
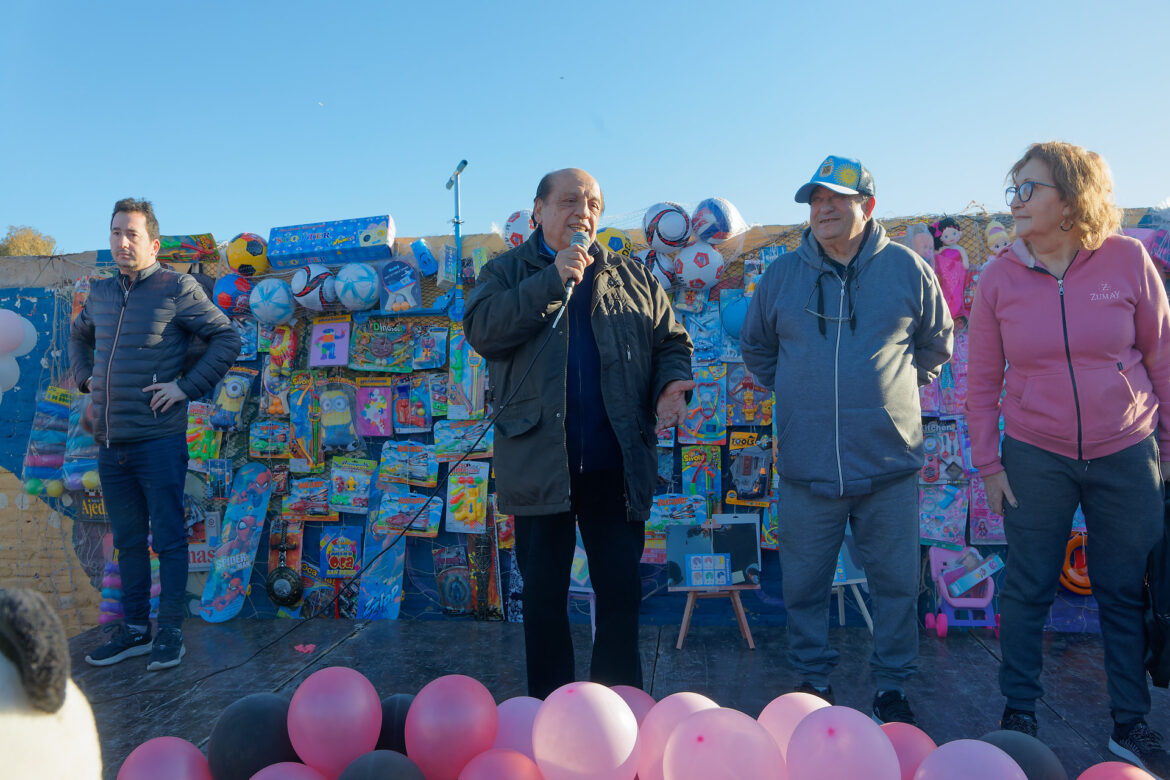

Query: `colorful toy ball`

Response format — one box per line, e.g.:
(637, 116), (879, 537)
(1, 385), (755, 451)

(635, 248), (675, 291)
(290, 264), (338, 312)
(212, 274), (253, 316)
(675, 241), (725, 291)
(249, 278), (296, 326)
(82, 470), (101, 490)
(335, 263), (380, 311)
(24, 478), (43, 495)
(45, 479), (65, 497)
(596, 227), (633, 257)
(226, 233), (270, 277)
(690, 197), (747, 245)
(643, 202), (692, 254)
(503, 210), (535, 248)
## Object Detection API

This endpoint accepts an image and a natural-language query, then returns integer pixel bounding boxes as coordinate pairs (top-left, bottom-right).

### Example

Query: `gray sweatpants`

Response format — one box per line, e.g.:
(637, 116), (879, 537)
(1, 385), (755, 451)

(999, 434), (1164, 723)
(775, 473), (921, 691)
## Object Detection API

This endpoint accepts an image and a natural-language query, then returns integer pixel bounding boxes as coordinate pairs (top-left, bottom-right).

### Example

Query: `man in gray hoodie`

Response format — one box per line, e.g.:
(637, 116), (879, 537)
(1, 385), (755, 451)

(740, 156), (953, 725)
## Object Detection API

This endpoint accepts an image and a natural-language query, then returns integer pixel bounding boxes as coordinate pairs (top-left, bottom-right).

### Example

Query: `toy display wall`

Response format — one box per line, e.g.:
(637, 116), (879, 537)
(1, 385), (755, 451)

(1, 207), (1167, 638)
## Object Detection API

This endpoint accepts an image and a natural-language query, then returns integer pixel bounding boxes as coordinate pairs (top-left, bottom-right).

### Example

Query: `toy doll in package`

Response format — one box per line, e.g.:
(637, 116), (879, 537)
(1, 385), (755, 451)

(209, 366), (258, 432)
(318, 377), (362, 454)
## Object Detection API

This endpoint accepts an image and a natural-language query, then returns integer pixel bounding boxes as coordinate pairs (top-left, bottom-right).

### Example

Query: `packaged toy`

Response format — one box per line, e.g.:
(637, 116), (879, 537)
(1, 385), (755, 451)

(445, 460), (489, 534)
(209, 366), (258, 432)
(328, 457), (376, 514)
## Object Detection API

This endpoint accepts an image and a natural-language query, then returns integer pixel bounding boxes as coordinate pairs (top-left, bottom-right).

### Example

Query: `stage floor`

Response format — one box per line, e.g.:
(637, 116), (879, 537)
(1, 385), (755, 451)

(69, 618), (1169, 778)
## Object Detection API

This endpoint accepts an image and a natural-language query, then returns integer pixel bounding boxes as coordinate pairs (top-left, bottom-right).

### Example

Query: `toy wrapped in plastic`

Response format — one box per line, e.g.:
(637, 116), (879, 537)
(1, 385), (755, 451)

(260, 355), (291, 417)
(411, 324), (448, 370)
(448, 323), (485, 420)
(376, 440), (438, 490)
(319, 377), (362, 454)
(22, 386), (73, 497)
(185, 400), (222, 471)
(445, 460), (489, 533)
(289, 371), (324, 473)
(392, 374), (431, 434)
(328, 456), (376, 514)
(209, 366), (258, 432)
(355, 376), (394, 437)
(63, 392), (100, 492)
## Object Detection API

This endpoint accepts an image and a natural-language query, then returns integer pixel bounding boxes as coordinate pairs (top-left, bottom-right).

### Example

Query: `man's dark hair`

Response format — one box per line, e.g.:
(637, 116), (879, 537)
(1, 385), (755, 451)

(111, 198), (160, 242)
(534, 169), (605, 212)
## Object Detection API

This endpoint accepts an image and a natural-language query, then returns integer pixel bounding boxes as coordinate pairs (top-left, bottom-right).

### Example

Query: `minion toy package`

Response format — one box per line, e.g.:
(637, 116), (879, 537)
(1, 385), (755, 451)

(209, 366), (259, 432)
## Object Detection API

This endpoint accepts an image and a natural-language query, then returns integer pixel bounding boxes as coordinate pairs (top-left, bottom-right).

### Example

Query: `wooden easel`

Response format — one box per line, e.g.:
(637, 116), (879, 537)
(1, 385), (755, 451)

(671, 583), (759, 650)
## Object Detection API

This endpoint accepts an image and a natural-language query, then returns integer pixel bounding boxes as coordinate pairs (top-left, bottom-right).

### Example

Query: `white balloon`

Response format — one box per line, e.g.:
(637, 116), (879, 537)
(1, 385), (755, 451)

(12, 317), (37, 358)
(0, 354), (17, 392)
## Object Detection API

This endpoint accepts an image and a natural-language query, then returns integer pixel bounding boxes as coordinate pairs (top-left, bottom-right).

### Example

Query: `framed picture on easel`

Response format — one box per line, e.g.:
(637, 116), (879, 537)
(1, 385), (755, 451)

(665, 513), (762, 590)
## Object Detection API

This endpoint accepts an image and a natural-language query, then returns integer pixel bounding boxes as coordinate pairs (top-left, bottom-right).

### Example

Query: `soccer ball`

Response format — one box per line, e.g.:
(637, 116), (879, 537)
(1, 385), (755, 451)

(290, 263), (337, 311)
(643, 202), (691, 254)
(212, 273), (252, 316)
(248, 278), (295, 326)
(597, 227), (633, 257)
(675, 242), (725, 291)
(690, 197), (747, 245)
(635, 248), (675, 291)
(335, 263), (379, 311)
(503, 210), (534, 248)
(226, 232), (269, 277)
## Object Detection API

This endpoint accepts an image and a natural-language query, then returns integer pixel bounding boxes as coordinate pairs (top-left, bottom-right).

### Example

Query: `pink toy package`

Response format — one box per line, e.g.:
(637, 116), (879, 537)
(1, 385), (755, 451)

(355, 376), (393, 437)
(968, 476), (1006, 544)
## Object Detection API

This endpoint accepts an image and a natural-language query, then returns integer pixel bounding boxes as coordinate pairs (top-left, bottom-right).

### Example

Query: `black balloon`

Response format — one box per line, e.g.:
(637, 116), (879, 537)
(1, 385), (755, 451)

(207, 693), (300, 780)
(979, 730), (1068, 780)
(376, 693), (415, 754)
(338, 750), (426, 780)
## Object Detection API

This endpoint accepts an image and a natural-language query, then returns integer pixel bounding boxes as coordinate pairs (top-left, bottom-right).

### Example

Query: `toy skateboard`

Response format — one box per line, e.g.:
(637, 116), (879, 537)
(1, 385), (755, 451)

(200, 462), (273, 622)
(357, 520), (406, 619)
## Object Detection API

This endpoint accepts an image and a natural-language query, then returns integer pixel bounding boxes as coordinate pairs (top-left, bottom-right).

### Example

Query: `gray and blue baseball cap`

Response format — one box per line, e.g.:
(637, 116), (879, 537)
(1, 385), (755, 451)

(794, 155), (876, 203)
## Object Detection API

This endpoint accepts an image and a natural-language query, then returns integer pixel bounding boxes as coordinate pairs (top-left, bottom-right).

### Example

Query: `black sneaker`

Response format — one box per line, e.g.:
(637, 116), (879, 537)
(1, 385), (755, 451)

(146, 626), (186, 671)
(1109, 720), (1170, 778)
(1000, 707), (1039, 738)
(84, 622), (152, 666)
(872, 690), (917, 725)
(793, 681), (835, 705)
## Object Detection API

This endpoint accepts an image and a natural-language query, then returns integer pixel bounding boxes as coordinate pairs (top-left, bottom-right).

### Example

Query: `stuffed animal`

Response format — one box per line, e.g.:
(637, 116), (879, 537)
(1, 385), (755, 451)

(0, 588), (102, 779)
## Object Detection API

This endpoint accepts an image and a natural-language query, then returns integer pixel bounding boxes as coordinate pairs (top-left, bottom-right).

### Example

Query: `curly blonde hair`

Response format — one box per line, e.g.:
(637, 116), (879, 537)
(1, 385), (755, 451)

(1008, 141), (1121, 250)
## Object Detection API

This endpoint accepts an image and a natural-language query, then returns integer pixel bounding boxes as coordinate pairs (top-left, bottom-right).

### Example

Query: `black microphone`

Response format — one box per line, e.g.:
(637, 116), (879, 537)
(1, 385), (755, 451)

(553, 231), (590, 328)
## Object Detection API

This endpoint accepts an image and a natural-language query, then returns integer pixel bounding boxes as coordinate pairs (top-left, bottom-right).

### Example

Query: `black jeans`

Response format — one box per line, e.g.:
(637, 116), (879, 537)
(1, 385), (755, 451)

(513, 468), (646, 699)
(998, 435), (1164, 723)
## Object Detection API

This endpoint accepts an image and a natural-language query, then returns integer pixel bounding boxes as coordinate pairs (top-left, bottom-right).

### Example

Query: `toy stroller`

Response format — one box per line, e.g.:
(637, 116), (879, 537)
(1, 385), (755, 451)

(924, 546), (1000, 638)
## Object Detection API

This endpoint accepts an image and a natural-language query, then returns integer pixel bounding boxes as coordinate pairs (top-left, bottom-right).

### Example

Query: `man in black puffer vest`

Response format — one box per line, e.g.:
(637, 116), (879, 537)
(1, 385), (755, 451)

(69, 198), (240, 672)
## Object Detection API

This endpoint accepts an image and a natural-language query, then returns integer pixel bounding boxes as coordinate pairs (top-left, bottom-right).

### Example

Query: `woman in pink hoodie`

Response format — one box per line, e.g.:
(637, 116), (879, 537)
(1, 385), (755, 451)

(967, 141), (1170, 775)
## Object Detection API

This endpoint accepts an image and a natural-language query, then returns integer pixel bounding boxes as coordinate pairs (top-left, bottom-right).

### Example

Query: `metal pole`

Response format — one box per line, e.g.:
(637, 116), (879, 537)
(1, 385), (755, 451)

(446, 159), (468, 320)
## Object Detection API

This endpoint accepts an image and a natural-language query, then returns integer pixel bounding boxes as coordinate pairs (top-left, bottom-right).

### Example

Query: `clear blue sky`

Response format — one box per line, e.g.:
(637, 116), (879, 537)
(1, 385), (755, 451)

(3, 0), (1168, 254)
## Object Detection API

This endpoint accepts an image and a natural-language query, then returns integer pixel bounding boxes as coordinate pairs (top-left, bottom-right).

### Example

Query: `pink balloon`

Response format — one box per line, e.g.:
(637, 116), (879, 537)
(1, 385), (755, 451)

(881, 722), (938, 780)
(662, 707), (786, 780)
(459, 748), (544, 780)
(637, 691), (720, 780)
(787, 706), (901, 780)
(532, 681), (639, 780)
(611, 685), (656, 725)
(494, 696), (542, 759)
(288, 666), (382, 780)
(118, 736), (211, 780)
(913, 739), (1026, 780)
(251, 762), (327, 780)
(758, 692), (830, 762)
(405, 674), (498, 780)
(1077, 762), (1158, 780)
(0, 309), (23, 353)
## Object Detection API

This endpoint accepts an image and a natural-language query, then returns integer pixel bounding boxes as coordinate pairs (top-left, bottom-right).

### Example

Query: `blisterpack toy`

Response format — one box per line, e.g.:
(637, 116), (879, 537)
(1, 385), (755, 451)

(434, 419), (493, 462)
(445, 460), (489, 534)
(678, 363), (728, 445)
(379, 259), (423, 313)
(727, 364), (773, 426)
(309, 314), (352, 368)
(349, 314), (413, 372)
(919, 483), (968, 550)
(374, 490), (444, 538)
(428, 371), (449, 417)
(329, 456), (376, 514)
(392, 374), (432, 434)
(448, 323), (485, 420)
(647, 493), (707, 533)
(968, 476), (1006, 544)
(412, 324), (448, 370)
(681, 445), (721, 498)
(376, 440), (438, 489)
(685, 304), (723, 365)
(920, 418), (966, 484)
(724, 431), (772, 507)
(355, 376), (394, 436)
(249, 420), (291, 458)
(260, 355), (291, 416)
(209, 366), (258, 432)
(287, 475), (339, 521)
(233, 318), (258, 362)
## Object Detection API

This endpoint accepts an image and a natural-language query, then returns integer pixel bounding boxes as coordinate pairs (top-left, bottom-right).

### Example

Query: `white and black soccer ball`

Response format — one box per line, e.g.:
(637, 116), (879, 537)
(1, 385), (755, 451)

(635, 248), (676, 291)
(643, 202), (691, 255)
(290, 263), (338, 311)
